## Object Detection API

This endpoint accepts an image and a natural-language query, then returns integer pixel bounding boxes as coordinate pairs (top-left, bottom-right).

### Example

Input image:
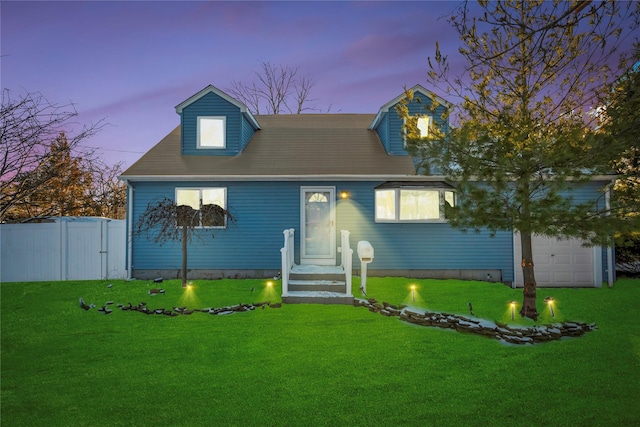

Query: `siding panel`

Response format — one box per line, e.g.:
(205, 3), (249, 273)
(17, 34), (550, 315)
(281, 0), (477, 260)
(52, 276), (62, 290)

(131, 180), (514, 280)
(181, 92), (243, 156)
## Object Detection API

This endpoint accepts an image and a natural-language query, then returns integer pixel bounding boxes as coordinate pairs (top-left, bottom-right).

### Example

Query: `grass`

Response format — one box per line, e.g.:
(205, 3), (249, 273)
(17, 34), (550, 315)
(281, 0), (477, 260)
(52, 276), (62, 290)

(1, 276), (639, 426)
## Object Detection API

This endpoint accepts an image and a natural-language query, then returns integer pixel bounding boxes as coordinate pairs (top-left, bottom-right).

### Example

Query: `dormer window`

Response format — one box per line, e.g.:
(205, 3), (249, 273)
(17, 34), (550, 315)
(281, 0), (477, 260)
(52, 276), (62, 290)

(197, 116), (226, 149)
(417, 116), (430, 138)
(403, 115), (431, 147)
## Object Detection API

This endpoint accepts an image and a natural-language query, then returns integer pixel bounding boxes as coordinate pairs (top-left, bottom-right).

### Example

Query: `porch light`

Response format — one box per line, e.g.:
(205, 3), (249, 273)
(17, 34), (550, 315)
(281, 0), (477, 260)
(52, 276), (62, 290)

(544, 296), (555, 318)
(340, 191), (349, 199)
(509, 300), (517, 320)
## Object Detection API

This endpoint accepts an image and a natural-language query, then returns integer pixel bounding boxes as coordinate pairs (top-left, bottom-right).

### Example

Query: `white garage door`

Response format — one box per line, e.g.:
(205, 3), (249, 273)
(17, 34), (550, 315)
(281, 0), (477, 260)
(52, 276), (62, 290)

(514, 233), (601, 287)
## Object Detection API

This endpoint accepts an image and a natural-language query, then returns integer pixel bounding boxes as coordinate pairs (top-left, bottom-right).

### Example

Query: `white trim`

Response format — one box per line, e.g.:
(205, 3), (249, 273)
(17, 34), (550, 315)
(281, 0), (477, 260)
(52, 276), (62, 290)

(175, 84), (261, 129)
(374, 187), (451, 223)
(120, 174), (617, 183)
(126, 183), (133, 280)
(370, 84), (452, 130)
(594, 246), (603, 288)
(175, 187), (227, 228)
(197, 116), (226, 149)
(119, 174), (446, 182)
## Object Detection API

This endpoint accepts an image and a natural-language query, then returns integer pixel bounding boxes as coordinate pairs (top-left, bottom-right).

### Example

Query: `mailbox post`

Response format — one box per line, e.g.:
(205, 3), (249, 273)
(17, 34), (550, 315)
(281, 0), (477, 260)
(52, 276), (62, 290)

(357, 241), (374, 294)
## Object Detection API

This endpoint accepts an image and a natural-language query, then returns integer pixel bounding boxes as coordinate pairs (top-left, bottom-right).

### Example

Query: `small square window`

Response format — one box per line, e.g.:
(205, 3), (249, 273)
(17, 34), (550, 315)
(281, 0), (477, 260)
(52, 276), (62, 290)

(197, 116), (225, 148)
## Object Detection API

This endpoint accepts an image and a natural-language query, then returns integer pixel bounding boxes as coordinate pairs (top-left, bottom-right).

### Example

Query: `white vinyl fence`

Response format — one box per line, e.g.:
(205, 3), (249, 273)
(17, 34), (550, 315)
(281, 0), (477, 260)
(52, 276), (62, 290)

(0, 218), (126, 282)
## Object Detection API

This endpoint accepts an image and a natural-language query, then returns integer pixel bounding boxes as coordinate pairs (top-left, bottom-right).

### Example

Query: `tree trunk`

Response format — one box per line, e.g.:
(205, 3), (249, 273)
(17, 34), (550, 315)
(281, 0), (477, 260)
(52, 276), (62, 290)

(519, 231), (539, 320)
(181, 224), (188, 287)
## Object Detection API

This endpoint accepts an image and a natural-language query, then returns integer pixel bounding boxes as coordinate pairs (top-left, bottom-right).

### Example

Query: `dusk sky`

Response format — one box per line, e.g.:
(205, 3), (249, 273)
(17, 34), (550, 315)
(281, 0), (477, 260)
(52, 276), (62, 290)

(2, 1), (470, 169)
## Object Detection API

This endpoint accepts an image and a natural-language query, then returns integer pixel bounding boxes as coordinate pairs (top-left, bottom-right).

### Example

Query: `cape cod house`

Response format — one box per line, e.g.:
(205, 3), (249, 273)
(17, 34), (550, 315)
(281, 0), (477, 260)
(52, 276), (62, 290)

(120, 84), (614, 302)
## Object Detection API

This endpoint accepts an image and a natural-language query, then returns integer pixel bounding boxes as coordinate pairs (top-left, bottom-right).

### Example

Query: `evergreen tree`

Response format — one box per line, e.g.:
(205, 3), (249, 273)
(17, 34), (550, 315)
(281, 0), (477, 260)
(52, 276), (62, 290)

(399, 0), (640, 319)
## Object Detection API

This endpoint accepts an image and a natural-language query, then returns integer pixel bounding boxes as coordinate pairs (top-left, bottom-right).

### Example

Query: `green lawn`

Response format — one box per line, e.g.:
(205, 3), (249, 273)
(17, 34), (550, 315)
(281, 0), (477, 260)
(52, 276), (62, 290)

(2, 277), (639, 426)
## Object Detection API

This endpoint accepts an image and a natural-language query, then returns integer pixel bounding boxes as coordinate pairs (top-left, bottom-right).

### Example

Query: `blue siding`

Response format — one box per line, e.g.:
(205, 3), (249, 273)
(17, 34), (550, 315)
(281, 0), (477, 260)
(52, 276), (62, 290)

(130, 180), (514, 280)
(240, 114), (257, 151)
(375, 112), (390, 152)
(180, 92), (243, 156)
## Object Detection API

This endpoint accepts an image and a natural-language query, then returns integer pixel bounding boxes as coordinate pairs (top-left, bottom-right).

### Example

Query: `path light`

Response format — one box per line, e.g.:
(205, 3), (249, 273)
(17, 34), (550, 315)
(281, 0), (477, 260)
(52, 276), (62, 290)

(410, 284), (416, 303)
(509, 300), (517, 321)
(544, 296), (555, 318)
(267, 281), (273, 288)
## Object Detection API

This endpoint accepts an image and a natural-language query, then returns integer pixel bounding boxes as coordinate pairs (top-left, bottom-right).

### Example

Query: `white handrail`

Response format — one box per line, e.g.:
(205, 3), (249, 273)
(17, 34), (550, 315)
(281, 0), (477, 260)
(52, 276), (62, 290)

(281, 228), (295, 297)
(340, 230), (353, 296)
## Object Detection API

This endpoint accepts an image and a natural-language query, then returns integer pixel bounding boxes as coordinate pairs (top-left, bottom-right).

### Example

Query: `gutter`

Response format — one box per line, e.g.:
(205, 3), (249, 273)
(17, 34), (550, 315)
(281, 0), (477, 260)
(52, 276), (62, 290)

(125, 180), (134, 280)
(117, 174), (450, 182)
(605, 179), (615, 287)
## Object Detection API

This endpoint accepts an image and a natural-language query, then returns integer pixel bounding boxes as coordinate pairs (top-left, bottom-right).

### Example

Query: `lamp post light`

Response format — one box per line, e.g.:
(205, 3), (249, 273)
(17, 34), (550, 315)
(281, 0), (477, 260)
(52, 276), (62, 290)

(509, 300), (517, 321)
(544, 296), (555, 318)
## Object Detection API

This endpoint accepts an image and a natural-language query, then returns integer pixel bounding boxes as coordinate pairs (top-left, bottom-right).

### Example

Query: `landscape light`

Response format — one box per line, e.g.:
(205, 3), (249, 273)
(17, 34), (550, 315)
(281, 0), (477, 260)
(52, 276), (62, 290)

(509, 300), (517, 320)
(544, 296), (555, 318)
(267, 281), (273, 288)
(410, 284), (416, 302)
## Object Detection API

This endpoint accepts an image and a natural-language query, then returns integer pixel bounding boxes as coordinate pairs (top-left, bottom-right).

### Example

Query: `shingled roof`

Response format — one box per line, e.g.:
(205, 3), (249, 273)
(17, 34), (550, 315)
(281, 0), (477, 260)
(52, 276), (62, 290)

(121, 114), (417, 180)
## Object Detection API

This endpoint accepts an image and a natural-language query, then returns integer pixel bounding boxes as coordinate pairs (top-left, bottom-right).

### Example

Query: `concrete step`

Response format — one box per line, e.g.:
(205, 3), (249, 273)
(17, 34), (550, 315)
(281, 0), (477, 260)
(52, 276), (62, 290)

(289, 279), (346, 292)
(289, 264), (346, 282)
(282, 291), (354, 305)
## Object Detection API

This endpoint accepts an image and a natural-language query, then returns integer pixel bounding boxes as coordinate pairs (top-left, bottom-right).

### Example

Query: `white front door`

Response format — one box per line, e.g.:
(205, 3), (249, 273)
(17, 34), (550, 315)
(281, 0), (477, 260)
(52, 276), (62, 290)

(300, 187), (336, 265)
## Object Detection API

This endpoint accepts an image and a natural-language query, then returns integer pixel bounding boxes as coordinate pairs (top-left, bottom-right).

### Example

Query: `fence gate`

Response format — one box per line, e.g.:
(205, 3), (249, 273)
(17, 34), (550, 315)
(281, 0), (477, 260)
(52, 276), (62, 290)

(0, 218), (126, 282)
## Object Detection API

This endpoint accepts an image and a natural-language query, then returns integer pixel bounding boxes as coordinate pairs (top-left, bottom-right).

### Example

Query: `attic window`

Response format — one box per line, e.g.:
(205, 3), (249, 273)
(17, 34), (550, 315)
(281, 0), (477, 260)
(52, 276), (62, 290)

(417, 116), (430, 137)
(375, 182), (455, 223)
(197, 116), (226, 149)
(403, 115), (431, 146)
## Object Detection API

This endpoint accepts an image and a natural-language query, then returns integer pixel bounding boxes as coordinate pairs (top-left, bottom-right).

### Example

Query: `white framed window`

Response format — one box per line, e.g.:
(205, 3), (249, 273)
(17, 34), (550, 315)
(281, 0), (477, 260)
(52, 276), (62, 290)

(375, 185), (455, 223)
(403, 115), (431, 146)
(417, 116), (431, 138)
(197, 116), (226, 149)
(176, 187), (227, 227)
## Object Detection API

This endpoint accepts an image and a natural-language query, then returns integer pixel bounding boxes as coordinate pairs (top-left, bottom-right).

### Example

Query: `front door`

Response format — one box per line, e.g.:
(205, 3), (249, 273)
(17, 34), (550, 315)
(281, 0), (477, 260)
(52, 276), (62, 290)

(300, 187), (336, 265)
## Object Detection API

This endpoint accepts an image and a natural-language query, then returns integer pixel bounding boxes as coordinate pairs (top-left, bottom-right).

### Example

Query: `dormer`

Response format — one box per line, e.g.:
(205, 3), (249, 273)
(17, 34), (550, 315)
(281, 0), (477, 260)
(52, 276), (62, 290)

(369, 84), (451, 157)
(175, 85), (261, 156)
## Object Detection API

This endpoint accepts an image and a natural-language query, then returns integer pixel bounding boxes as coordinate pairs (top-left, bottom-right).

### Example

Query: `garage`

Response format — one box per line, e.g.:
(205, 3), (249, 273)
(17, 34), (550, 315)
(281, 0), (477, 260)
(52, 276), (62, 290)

(513, 233), (603, 287)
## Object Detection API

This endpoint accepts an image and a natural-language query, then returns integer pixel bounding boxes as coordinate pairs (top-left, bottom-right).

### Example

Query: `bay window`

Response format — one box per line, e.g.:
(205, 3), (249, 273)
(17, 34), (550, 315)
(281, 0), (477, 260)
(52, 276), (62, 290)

(375, 182), (455, 222)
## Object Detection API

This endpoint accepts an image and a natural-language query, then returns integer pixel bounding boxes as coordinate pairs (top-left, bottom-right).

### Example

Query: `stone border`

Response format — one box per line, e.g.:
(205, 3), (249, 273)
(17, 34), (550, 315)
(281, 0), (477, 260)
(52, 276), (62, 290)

(80, 297), (280, 316)
(80, 295), (596, 345)
(355, 298), (597, 345)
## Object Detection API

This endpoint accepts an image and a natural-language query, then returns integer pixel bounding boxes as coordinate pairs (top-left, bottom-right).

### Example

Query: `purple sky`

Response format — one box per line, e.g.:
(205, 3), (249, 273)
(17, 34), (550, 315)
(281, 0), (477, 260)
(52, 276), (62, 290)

(2, 1), (469, 169)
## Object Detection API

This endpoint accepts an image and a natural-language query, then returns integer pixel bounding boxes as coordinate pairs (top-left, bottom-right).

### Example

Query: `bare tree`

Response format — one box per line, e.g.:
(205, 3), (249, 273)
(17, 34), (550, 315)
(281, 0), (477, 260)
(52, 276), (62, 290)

(0, 90), (104, 221)
(135, 197), (235, 287)
(227, 61), (317, 114)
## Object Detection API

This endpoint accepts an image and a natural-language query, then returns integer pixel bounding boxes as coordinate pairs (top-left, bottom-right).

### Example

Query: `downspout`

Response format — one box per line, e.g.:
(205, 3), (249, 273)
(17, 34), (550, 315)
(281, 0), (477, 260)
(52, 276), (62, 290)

(126, 181), (134, 280)
(605, 180), (614, 287)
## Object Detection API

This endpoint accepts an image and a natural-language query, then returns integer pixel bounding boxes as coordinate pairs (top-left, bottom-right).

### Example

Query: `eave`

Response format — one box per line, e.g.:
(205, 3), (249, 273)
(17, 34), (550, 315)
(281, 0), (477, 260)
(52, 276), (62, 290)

(118, 174), (450, 183)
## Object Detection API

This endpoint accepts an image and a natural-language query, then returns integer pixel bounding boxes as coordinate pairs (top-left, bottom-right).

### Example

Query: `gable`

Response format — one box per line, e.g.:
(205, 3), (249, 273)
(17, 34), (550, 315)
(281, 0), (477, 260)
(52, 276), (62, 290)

(176, 85), (260, 156)
(369, 84), (450, 156)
